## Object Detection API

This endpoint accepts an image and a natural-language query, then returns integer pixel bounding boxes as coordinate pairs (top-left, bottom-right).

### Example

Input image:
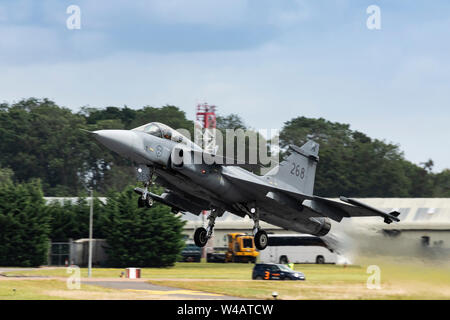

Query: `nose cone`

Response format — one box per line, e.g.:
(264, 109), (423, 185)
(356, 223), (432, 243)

(93, 130), (140, 158)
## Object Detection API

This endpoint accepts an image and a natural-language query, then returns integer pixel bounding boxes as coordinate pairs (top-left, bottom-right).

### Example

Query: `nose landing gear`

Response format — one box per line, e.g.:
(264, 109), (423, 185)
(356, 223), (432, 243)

(137, 189), (154, 208)
(193, 208), (224, 247)
(136, 181), (155, 208)
(136, 167), (155, 208)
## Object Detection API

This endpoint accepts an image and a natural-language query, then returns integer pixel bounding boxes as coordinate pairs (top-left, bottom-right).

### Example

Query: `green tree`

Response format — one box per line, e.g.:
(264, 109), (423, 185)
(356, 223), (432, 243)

(0, 98), (96, 195)
(0, 167), (14, 184)
(0, 180), (50, 266)
(47, 198), (107, 242)
(2, 98), (449, 198)
(216, 114), (247, 131)
(433, 169), (450, 197)
(102, 187), (185, 267)
(401, 160), (434, 197)
(279, 116), (419, 197)
(0, 100), (196, 196)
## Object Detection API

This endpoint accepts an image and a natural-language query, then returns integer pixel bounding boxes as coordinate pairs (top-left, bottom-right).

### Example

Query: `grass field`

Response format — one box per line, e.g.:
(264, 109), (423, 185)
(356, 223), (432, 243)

(150, 260), (450, 299)
(0, 279), (126, 300)
(2, 262), (256, 279)
(1, 259), (449, 300)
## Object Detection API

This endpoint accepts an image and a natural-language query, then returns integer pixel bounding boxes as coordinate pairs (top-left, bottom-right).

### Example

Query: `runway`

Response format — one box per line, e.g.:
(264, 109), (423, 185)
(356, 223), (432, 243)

(82, 279), (245, 300)
(0, 268), (244, 299)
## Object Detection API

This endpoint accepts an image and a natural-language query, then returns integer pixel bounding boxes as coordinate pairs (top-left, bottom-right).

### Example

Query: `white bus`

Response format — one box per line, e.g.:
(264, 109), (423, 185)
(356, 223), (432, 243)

(259, 234), (347, 264)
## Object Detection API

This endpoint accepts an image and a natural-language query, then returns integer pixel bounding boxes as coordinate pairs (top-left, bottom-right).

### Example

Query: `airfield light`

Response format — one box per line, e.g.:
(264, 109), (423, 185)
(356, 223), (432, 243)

(272, 291), (278, 300)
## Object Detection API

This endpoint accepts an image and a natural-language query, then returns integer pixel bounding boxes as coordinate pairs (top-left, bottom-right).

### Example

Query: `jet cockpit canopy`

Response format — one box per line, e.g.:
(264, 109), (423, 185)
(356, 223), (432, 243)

(132, 122), (191, 145)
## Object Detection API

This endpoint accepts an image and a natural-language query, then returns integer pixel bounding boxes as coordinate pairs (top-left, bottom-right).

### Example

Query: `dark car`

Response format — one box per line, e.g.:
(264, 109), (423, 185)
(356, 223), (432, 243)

(252, 263), (305, 280)
(179, 243), (202, 262)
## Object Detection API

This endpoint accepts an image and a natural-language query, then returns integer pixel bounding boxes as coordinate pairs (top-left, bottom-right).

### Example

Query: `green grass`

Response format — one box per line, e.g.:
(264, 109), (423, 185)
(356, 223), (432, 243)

(2, 261), (449, 300)
(0, 280), (118, 300)
(3, 262), (256, 279)
(149, 262), (450, 299)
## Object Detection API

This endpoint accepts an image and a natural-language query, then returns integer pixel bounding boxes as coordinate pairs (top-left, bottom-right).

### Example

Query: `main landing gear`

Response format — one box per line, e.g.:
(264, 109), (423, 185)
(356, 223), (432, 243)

(248, 207), (268, 250)
(193, 206), (268, 251)
(194, 208), (223, 247)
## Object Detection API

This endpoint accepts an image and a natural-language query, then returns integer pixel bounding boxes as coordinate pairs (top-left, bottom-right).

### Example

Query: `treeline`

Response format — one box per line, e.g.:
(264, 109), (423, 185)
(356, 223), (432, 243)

(0, 175), (185, 267)
(280, 117), (450, 197)
(0, 179), (50, 266)
(0, 98), (193, 196)
(0, 98), (449, 198)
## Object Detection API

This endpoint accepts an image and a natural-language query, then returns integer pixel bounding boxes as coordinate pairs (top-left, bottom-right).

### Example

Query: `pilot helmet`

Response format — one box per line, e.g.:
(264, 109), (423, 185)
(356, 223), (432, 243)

(163, 129), (172, 140)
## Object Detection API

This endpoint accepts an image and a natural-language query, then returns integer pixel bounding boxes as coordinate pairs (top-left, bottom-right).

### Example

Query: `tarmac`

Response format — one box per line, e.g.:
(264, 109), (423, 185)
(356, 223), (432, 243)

(0, 268), (244, 300)
(82, 279), (244, 299)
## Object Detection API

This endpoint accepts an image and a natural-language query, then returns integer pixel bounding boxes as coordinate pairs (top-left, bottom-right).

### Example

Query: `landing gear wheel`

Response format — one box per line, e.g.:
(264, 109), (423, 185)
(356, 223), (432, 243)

(254, 230), (268, 250)
(194, 227), (208, 247)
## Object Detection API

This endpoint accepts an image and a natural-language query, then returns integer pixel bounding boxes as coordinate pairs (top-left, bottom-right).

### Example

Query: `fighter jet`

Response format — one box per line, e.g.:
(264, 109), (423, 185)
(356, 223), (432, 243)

(89, 122), (400, 250)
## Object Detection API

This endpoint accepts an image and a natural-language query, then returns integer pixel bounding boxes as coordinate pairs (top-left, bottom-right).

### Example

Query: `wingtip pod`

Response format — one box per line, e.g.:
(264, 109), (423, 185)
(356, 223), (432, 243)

(389, 210), (401, 218)
(384, 210), (401, 224)
(339, 196), (401, 224)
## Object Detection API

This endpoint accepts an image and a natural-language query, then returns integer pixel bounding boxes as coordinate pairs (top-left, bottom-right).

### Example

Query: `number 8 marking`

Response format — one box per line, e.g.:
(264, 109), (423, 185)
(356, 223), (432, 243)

(291, 163), (305, 179)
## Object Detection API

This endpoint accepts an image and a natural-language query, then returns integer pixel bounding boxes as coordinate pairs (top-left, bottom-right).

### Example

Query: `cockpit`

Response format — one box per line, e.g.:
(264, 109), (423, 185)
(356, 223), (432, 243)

(132, 122), (190, 145)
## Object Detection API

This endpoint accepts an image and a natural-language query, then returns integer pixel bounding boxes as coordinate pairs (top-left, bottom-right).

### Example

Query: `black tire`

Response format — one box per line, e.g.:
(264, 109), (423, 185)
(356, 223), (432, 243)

(194, 227), (208, 247)
(254, 230), (268, 250)
(255, 276), (263, 280)
(279, 255), (289, 264)
(137, 197), (145, 208)
(316, 255), (325, 264)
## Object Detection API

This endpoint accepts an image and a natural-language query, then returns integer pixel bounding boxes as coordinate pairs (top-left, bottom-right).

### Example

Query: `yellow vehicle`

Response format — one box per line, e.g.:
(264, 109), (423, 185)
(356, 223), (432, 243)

(225, 233), (259, 263)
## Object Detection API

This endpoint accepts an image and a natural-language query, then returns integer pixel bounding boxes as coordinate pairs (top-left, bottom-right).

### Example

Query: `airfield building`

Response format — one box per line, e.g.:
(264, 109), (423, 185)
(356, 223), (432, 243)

(44, 197), (450, 265)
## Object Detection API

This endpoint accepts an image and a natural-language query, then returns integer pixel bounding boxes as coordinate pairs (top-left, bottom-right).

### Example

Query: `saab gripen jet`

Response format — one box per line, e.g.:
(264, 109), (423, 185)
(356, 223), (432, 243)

(89, 122), (400, 250)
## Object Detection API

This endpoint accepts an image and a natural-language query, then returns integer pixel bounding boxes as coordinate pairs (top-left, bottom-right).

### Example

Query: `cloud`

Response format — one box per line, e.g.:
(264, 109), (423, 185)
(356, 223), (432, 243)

(0, 0), (318, 65)
(1, 0), (450, 170)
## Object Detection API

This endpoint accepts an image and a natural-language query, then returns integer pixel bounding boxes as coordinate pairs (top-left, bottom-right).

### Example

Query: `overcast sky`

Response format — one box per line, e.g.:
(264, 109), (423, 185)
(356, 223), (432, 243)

(1, 0), (449, 171)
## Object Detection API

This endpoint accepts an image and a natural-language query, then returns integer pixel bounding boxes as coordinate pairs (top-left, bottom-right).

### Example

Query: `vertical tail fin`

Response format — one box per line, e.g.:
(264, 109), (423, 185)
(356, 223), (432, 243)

(266, 140), (319, 195)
